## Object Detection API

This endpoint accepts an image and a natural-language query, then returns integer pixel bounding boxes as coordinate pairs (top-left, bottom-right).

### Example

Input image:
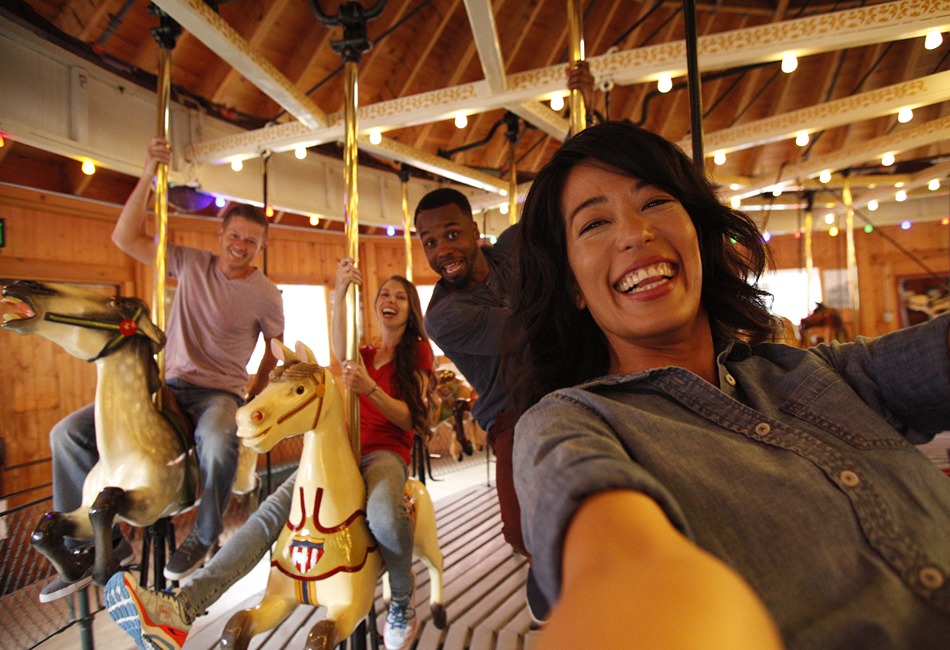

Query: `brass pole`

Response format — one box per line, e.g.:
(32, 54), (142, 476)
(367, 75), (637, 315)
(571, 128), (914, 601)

(567, 0), (586, 136)
(400, 169), (413, 281)
(508, 139), (517, 225)
(843, 178), (860, 335)
(804, 192), (814, 317)
(343, 58), (362, 459)
(153, 45), (172, 379)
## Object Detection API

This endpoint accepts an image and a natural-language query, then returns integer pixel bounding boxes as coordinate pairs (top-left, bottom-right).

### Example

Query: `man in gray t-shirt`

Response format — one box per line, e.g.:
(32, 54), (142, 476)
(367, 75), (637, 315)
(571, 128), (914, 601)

(43, 137), (284, 602)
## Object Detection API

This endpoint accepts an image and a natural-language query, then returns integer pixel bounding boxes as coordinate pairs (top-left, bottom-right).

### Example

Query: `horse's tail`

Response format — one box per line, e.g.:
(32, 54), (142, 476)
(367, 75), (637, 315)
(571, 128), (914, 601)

(155, 385), (200, 507)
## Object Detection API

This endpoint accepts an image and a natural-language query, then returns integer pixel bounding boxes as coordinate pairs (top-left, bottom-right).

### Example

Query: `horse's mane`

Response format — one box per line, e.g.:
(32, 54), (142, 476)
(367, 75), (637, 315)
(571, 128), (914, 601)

(271, 361), (323, 382)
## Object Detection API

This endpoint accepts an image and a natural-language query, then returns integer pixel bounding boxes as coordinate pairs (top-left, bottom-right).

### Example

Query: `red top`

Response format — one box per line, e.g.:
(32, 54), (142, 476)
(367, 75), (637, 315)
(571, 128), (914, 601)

(358, 339), (434, 465)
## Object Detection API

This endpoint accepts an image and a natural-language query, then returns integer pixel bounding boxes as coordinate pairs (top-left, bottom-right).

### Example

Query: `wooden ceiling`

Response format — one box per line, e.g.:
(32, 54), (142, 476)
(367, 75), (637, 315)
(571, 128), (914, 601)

(2, 0), (949, 234)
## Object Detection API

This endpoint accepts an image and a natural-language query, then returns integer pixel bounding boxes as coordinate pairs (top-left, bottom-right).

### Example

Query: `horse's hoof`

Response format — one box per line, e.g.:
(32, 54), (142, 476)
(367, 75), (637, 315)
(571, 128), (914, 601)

(220, 612), (253, 650)
(431, 603), (448, 629)
(305, 619), (336, 650)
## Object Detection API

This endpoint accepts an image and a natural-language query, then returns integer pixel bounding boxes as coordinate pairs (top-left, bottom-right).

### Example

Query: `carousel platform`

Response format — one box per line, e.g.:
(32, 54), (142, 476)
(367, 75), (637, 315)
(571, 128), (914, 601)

(32, 459), (543, 650)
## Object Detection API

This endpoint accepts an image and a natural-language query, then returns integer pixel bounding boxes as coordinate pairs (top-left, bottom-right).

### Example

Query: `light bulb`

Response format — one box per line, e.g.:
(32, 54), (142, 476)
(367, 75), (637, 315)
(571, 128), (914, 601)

(900, 220), (911, 230)
(867, 199), (879, 211)
(386, 225), (396, 237)
(829, 226), (839, 237)
(657, 73), (673, 94)
(895, 190), (907, 202)
(762, 231), (771, 242)
(454, 114), (468, 129)
(928, 179), (940, 191)
(550, 94), (564, 111)
(81, 159), (96, 175)
(924, 29), (943, 50)
(819, 170), (831, 184)
(730, 196), (741, 209)
(231, 158), (243, 172)
(772, 187), (782, 197)
(795, 132), (809, 146)
(499, 203), (509, 215)
(295, 146), (307, 160)
(824, 213), (836, 225)
(265, 205), (274, 218)
(882, 152), (895, 167)
(309, 214), (320, 226)
(713, 151), (726, 166)
(215, 195), (227, 208)
(781, 53), (798, 74)
(864, 224), (873, 233)
(369, 129), (382, 145)
(897, 107), (913, 123)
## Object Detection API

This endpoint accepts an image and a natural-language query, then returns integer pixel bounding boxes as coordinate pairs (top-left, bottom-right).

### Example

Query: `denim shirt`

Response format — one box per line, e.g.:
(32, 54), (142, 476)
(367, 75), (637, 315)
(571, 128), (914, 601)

(514, 314), (950, 649)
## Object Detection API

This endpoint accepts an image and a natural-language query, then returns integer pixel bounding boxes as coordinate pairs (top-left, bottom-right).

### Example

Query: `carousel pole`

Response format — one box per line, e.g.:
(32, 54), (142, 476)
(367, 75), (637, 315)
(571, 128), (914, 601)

(842, 177), (860, 334)
(399, 166), (413, 281)
(309, 0), (386, 459)
(684, 0), (705, 169)
(150, 9), (180, 380)
(567, 0), (587, 136)
(504, 113), (520, 225)
(804, 191), (815, 315)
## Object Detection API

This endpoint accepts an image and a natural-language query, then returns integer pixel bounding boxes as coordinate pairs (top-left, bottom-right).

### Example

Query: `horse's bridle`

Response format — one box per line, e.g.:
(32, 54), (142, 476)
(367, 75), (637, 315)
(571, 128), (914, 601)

(44, 298), (155, 362)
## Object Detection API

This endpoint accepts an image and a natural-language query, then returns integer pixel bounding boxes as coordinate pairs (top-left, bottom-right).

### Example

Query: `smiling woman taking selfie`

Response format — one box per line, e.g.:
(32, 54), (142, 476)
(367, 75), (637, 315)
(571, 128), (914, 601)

(505, 121), (950, 649)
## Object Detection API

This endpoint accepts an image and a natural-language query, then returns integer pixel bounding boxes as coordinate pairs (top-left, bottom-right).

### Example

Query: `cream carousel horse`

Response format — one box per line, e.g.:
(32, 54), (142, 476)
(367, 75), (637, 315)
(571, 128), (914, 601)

(224, 340), (446, 650)
(428, 369), (484, 462)
(0, 280), (198, 586)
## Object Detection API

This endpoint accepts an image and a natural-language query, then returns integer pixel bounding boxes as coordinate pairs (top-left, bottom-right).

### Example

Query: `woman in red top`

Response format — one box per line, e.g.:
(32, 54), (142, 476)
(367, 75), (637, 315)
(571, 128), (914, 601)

(332, 259), (434, 650)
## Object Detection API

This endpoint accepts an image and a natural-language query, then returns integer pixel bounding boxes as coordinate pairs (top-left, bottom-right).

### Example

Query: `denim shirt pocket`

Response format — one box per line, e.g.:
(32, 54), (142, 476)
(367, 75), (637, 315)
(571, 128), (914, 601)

(779, 365), (914, 451)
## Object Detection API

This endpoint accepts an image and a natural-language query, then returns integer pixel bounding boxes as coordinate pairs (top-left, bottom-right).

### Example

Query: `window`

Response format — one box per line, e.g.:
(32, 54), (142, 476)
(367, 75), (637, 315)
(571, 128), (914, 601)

(247, 284), (331, 372)
(759, 268), (823, 325)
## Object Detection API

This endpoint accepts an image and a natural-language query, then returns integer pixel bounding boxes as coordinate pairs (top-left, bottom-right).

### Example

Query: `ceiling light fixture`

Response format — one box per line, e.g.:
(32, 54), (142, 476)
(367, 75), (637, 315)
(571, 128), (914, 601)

(896, 190), (907, 202)
(81, 159), (96, 175)
(882, 152), (895, 166)
(867, 199), (879, 211)
(454, 114), (468, 129)
(713, 151), (726, 165)
(795, 132), (809, 146)
(550, 94), (565, 111)
(928, 179), (940, 191)
(819, 170), (831, 183)
(657, 73), (673, 93)
(231, 158), (243, 172)
(781, 52), (798, 73)
(369, 129), (382, 145)
(295, 146), (307, 160)
(897, 107), (913, 123)
(924, 29), (943, 50)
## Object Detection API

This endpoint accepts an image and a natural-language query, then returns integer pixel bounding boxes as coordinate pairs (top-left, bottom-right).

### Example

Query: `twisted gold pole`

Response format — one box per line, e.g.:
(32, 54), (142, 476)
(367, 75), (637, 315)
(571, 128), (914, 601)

(567, 0), (587, 136)
(343, 59), (362, 459)
(153, 45), (172, 380)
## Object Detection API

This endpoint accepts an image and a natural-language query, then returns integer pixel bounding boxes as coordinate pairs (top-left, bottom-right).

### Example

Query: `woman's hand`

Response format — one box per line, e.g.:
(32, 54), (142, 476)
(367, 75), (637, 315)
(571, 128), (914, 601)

(334, 257), (363, 301)
(341, 357), (376, 396)
(144, 137), (172, 177)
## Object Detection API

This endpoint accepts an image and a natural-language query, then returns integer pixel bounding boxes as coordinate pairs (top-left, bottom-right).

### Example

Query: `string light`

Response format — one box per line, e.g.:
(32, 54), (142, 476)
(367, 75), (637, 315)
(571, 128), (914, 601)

(295, 146), (307, 160)
(550, 94), (565, 111)
(829, 226), (839, 237)
(781, 52), (798, 73)
(924, 29), (943, 50)
(772, 187), (782, 197)
(499, 202), (509, 215)
(730, 196), (741, 209)
(265, 205), (274, 218)
(309, 214), (320, 227)
(386, 225), (396, 237)
(895, 189), (907, 202)
(867, 199), (879, 211)
(454, 114), (468, 129)
(819, 170), (831, 184)
(713, 151), (726, 165)
(81, 159), (96, 175)
(897, 107), (913, 123)
(230, 158), (243, 172)
(369, 129), (382, 145)
(762, 231), (772, 242)
(794, 230), (802, 239)
(215, 195), (227, 208)
(657, 73), (673, 94)
(928, 179), (940, 191)
(900, 220), (911, 230)
(881, 152), (895, 167)
(795, 132), (809, 146)
(864, 224), (873, 234)
(824, 213), (836, 225)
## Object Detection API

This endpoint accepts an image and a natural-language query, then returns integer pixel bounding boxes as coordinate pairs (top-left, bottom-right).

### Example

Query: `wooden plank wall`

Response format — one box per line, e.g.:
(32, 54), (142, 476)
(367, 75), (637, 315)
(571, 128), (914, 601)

(0, 185), (439, 502)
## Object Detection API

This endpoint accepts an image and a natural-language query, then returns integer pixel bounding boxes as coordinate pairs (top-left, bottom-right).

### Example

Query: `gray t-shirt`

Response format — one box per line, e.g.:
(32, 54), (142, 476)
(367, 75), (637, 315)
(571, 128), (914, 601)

(163, 243), (284, 397)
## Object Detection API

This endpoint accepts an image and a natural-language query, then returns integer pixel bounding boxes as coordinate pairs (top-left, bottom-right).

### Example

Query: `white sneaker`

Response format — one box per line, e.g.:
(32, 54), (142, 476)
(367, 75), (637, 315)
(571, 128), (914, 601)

(383, 590), (418, 650)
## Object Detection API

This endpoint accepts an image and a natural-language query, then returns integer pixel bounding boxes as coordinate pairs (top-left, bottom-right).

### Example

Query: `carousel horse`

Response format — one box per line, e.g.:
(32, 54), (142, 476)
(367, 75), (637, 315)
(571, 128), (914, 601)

(0, 280), (198, 586)
(800, 302), (850, 346)
(223, 340), (446, 650)
(428, 369), (484, 462)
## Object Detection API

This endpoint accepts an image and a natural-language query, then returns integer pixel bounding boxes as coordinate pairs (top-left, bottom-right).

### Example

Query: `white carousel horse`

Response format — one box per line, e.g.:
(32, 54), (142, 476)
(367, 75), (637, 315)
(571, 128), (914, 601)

(224, 340), (446, 650)
(428, 369), (484, 462)
(0, 280), (198, 586)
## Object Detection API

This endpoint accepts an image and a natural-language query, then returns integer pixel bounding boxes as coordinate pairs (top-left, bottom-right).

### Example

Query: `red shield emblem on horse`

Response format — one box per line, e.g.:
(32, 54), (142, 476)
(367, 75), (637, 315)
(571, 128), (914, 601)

(289, 535), (325, 574)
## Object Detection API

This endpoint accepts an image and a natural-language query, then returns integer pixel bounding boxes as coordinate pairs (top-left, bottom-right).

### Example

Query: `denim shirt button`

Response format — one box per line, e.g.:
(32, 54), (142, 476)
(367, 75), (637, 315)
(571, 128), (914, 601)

(839, 470), (861, 487)
(754, 422), (771, 436)
(725, 374), (737, 386)
(919, 566), (945, 590)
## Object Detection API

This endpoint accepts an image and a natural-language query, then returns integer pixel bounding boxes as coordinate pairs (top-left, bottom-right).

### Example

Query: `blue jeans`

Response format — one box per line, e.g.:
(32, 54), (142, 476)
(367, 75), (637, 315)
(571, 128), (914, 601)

(50, 379), (241, 547)
(178, 450), (413, 622)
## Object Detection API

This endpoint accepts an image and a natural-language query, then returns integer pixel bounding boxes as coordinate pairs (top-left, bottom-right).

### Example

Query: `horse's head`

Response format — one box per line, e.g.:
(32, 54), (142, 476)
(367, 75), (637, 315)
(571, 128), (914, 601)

(1, 280), (164, 361)
(237, 340), (343, 453)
